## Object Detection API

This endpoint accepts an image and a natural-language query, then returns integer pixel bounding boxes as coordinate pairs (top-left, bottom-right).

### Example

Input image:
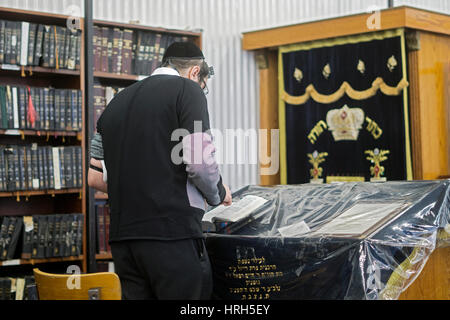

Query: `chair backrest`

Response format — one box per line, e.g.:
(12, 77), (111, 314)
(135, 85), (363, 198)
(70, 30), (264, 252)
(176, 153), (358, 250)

(33, 268), (121, 300)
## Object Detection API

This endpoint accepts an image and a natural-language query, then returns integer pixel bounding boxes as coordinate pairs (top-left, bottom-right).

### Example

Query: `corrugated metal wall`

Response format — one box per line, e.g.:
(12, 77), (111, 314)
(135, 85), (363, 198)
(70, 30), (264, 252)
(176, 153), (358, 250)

(2, 0), (449, 190)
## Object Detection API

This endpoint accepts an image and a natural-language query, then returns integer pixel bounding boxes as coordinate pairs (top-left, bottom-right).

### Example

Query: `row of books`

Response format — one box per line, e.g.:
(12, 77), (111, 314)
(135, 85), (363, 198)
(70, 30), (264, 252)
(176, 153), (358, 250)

(0, 145), (82, 192)
(0, 276), (35, 300)
(95, 202), (110, 254)
(93, 85), (123, 132)
(0, 214), (83, 261)
(0, 19), (81, 70)
(93, 25), (193, 76)
(0, 85), (82, 132)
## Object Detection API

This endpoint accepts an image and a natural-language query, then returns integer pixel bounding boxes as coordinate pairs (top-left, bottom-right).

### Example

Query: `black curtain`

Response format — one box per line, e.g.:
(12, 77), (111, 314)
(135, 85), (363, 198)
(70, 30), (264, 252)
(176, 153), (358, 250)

(282, 36), (409, 184)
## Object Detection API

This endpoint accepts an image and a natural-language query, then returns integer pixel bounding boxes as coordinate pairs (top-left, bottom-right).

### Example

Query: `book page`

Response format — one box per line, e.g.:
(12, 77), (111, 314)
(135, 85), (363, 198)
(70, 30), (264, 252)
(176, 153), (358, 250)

(311, 202), (407, 237)
(203, 195), (268, 224)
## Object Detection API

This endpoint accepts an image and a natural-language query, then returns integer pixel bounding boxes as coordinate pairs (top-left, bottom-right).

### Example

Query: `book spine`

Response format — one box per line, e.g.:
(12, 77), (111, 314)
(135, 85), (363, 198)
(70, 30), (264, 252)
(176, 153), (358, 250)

(12, 146), (20, 191)
(30, 143), (39, 190)
(42, 146), (49, 190)
(1, 217), (13, 260)
(27, 23), (37, 66)
(76, 147), (82, 188)
(75, 30), (81, 70)
(18, 87), (26, 129)
(46, 146), (54, 190)
(25, 146), (33, 190)
(70, 214), (78, 257)
(107, 28), (114, 73)
(7, 218), (23, 260)
(33, 24), (44, 66)
(37, 215), (47, 259)
(57, 26), (65, 69)
(101, 27), (109, 72)
(21, 216), (33, 259)
(67, 30), (77, 70)
(0, 146), (5, 191)
(42, 25), (50, 67)
(45, 215), (54, 258)
(53, 214), (61, 257)
(38, 147), (44, 190)
(121, 29), (133, 74)
(76, 214), (83, 256)
(71, 90), (78, 131)
(9, 22), (18, 65)
(152, 33), (162, 73)
(59, 90), (66, 131)
(48, 26), (56, 68)
(17, 146), (25, 191)
(4, 21), (12, 64)
(52, 147), (61, 190)
(11, 87), (19, 129)
(20, 22), (29, 66)
(31, 215), (39, 258)
(60, 214), (67, 257)
(59, 147), (65, 189)
(64, 146), (73, 188)
(77, 90), (82, 131)
(0, 20), (5, 64)
(98, 204), (106, 253)
(0, 87), (6, 129)
(4, 147), (15, 191)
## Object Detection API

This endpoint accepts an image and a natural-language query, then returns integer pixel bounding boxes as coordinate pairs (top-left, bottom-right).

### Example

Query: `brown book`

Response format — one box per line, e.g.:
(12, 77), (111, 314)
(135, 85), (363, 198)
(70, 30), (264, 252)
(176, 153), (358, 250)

(93, 26), (102, 71)
(121, 29), (133, 74)
(100, 27), (109, 73)
(111, 28), (123, 74)
(151, 33), (162, 73)
(96, 204), (106, 253)
(104, 205), (111, 253)
(93, 85), (105, 132)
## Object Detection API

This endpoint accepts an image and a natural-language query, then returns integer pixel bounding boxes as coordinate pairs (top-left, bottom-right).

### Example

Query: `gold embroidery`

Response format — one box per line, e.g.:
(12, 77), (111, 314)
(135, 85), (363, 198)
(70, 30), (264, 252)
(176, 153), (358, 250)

(326, 105), (364, 141)
(387, 55), (397, 72)
(293, 68), (303, 83)
(365, 117), (383, 139)
(365, 148), (390, 182)
(357, 59), (366, 74)
(282, 77), (409, 105)
(326, 176), (365, 183)
(322, 63), (331, 79)
(307, 120), (328, 144)
(308, 151), (328, 183)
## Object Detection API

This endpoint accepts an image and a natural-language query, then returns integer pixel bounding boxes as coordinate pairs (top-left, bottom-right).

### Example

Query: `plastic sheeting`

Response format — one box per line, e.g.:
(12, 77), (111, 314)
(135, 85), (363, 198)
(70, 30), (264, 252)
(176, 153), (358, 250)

(205, 180), (450, 300)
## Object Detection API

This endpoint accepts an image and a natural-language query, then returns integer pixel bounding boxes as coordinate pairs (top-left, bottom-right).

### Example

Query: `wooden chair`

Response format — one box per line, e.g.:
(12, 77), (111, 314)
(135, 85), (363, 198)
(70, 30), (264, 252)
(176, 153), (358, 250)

(33, 268), (121, 300)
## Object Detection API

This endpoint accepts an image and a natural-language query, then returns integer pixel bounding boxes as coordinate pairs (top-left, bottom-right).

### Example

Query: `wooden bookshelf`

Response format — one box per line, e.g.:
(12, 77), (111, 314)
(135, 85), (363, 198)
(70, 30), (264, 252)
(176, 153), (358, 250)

(0, 7), (88, 276)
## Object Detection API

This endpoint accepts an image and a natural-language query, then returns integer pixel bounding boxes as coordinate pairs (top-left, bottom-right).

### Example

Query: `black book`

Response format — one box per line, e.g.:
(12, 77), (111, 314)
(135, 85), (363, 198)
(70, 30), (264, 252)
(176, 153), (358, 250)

(75, 30), (81, 70)
(59, 214), (68, 257)
(14, 21), (22, 65)
(53, 89), (60, 131)
(0, 146), (5, 191)
(56, 26), (65, 69)
(18, 86), (27, 130)
(67, 30), (77, 70)
(41, 25), (51, 67)
(0, 217), (10, 260)
(12, 145), (20, 191)
(64, 146), (73, 188)
(31, 215), (39, 259)
(30, 143), (39, 190)
(45, 214), (54, 258)
(6, 217), (23, 260)
(46, 146), (54, 190)
(48, 26), (56, 68)
(52, 214), (62, 257)
(21, 216), (33, 259)
(59, 89), (66, 131)
(2, 278), (11, 300)
(0, 20), (6, 64)
(75, 214), (83, 256)
(70, 89), (78, 131)
(42, 146), (49, 190)
(4, 21), (13, 64)
(75, 147), (82, 188)
(33, 24), (44, 66)
(27, 23), (37, 66)
(65, 90), (72, 131)
(36, 215), (47, 259)
(39, 88), (46, 131)
(69, 214), (78, 257)
(1, 217), (16, 260)
(3, 146), (15, 191)
(9, 21), (19, 65)
(5, 86), (13, 129)
(24, 146), (33, 190)
(17, 146), (26, 191)
(38, 147), (45, 190)
(0, 86), (7, 129)
(77, 90), (82, 131)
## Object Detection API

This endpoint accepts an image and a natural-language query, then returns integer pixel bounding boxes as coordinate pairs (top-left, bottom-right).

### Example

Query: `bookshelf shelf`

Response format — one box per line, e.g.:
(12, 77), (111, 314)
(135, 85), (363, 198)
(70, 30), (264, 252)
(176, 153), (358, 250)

(94, 71), (139, 82)
(0, 129), (81, 139)
(0, 64), (81, 77)
(0, 255), (84, 267)
(0, 188), (82, 198)
(95, 252), (112, 260)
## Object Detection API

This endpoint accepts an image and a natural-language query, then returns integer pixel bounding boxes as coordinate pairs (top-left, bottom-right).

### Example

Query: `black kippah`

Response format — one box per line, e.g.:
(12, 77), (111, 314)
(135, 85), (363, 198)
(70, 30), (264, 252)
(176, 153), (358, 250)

(162, 42), (205, 62)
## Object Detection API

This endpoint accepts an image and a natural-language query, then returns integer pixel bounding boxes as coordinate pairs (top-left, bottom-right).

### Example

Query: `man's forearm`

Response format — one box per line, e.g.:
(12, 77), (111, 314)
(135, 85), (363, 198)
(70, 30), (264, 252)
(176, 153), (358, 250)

(88, 158), (107, 193)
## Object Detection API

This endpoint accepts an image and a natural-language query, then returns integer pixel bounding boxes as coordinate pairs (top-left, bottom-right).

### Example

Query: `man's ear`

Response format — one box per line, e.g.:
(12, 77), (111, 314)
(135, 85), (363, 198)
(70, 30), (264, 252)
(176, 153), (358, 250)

(189, 65), (200, 79)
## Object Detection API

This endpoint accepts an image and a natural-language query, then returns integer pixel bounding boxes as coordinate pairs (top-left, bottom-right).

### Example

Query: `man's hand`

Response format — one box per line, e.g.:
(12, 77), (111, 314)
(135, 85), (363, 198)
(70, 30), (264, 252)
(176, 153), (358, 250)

(222, 184), (232, 206)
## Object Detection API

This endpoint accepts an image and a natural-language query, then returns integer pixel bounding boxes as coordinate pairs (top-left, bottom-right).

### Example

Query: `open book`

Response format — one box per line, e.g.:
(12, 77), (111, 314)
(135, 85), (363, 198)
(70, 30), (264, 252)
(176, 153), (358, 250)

(202, 195), (268, 232)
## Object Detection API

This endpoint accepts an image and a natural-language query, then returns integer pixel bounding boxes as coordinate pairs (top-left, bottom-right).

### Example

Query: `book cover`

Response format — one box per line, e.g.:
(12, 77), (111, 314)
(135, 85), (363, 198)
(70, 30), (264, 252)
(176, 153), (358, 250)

(45, 214), (54, 258)
(33, 24), (44, 66)
(21, 216), (33, 259)
(7, 217), (23, 260)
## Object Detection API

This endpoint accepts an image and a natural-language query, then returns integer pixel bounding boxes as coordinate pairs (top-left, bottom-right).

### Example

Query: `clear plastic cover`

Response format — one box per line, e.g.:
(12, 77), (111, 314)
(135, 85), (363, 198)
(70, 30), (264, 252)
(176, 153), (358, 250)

(204, 180), (450, 300)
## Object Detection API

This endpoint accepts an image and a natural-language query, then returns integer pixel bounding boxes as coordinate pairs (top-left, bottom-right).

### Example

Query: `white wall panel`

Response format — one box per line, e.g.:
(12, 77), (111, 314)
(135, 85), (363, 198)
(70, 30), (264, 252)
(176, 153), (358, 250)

(1, 0), (448, 190)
